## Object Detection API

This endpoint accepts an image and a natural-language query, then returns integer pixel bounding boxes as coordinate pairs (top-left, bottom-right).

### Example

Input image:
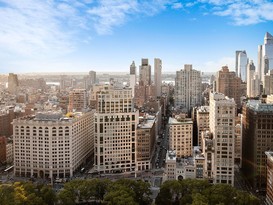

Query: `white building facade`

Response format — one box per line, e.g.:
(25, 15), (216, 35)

(209, 92), (236, 186)
(13, 111), (95, 179)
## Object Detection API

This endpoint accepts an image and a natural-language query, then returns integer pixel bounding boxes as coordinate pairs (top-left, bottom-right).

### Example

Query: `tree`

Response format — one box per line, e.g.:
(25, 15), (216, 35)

(103, 185), (137, 205)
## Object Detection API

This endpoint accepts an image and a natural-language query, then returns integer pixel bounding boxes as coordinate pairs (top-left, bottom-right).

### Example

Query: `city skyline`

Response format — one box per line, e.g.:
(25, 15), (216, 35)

(1, 0), (273, 74)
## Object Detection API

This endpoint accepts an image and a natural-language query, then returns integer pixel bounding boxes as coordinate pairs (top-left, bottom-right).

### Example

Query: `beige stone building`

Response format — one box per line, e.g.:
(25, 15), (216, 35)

(196, 106), (210, 146)
(168, 114), (193, 158)
(13, 110), (95, 179)
(210, 92), (236, 186)
(94, 86), (139, 173)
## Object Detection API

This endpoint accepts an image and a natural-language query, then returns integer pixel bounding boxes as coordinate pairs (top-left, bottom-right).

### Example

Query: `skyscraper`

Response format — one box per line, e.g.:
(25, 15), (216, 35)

(257, 32), (273, 83)
(209, 92), (236, 186)
(8, 73), (19, 94)
(129, 61), (136, 97)
(89, 70), (97, 85)
(139, 58), (151, 86)
(174, 64), (202, 113)
(154, 58), (162, 97)
(246, 60), (260, 97)
(237, 51), (248, 82)
(235, 50), (244, 77)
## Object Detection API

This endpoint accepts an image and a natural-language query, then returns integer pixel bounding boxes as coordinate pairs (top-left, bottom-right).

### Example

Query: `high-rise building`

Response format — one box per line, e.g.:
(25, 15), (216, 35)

(235, 50), (244, 77)
(196, 106), (210, 146)
(209, 92), (236, 186)
(257, 32), (273, 83)
(68, 89), (88, 112)
(129, 61), (136, 97)
(154, 58), (162, 97)
(246, 60), (260, 97)
(265, 151), (273, 205)
(139, 58), (151, 86)
(13, 110), (95, 178)
(168, 114), (193, 158)
(94, 86), (138, 173)
(237, 51), (248, 82)
(89, 70), (97, 85)
(215, 66), (242, 107)
(264, 70), (273, 95)
(8, 73), (19, 94)
(174, 64), (202, 113)
(242, 100), (273, 190)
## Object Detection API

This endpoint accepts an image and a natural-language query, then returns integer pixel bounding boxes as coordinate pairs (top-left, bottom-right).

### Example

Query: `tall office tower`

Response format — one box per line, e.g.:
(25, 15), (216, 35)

(13, 110), (95, 178)
(215, 66), (242, 107)
(136, 116), (156, 170)
(196, 106), (210, 146)
(257, 32), (273, 83)
(68, 89), (88, 112)
(174, 64), (202, 113)
(129, 61), (136, 97)
(89, 70), (97, 85)
(94, 86), (138, 173)
(265, 151), (273, 205)
(247, 60), (260, 97)
(264, 70), (273, 95)
(210, 92), (236, 186)
(237, 51), (248, 82)
(242, 100), (273, 190)
(139, 58), (151, 86)
(8, 73), (19, 94)
(154, 58), (162, 97)
(168, 114), (193, 158)
(235, 50), (244, 77)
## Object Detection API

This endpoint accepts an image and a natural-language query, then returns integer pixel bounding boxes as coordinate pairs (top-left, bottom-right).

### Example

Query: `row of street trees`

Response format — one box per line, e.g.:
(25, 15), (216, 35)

(0, 178), (259, 205)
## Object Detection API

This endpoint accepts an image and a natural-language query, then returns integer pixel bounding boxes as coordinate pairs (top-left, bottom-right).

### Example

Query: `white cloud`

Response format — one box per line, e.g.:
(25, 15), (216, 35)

(197, 0), (273, 25)
(172, 2), (183, 9)
(87, 0), (175, 35)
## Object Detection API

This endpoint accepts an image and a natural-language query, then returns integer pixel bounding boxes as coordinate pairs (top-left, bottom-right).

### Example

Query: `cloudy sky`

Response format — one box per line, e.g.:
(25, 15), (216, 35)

(0, 0), (272, 74)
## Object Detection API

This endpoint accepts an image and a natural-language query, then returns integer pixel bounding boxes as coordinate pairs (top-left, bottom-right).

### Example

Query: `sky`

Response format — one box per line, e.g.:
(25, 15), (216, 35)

(0, 0), (273, 74)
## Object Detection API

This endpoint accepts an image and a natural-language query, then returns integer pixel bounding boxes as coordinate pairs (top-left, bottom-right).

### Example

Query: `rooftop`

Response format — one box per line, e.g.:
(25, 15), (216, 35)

(246, 100), (273, 112)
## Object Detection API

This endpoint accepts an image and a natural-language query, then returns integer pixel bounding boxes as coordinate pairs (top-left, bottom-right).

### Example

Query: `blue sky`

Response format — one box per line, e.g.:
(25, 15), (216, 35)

(0, 0), (273, 74)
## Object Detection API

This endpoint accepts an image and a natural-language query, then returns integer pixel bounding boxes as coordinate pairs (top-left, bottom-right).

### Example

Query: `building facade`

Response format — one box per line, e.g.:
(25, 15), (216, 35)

(265, 151), (273, 205)
(196, 106), (210, 146)
(94, 86), (139, 173)
(13, 111), (95, 178)
(139, 58), (151, 86)
(68, 89), (88, 112)
(168, 114), (193, 158)
(174, 64), (202, 113)
(242, 100), (273, 190)
(210, 92), (236, 186)
(215, 66), (242, 107)
(154, 58), (162, 97)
